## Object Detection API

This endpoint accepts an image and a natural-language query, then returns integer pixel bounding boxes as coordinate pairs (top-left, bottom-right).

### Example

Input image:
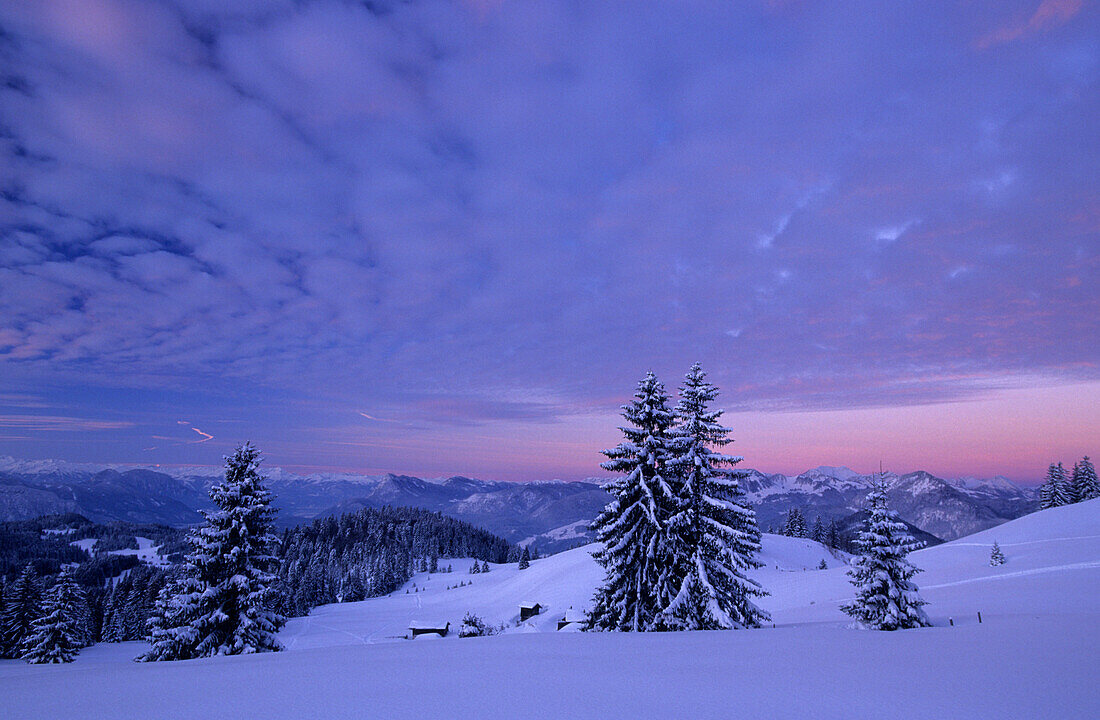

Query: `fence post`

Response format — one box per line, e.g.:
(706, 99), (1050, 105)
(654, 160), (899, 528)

(949, 617), (954, 626)
(977, 611), (982, 624)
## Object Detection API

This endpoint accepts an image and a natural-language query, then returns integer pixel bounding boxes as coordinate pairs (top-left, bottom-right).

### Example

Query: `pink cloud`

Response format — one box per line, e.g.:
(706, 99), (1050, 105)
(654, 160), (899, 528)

(976, 0), (1084, 49)
(0, 415), (133, 431)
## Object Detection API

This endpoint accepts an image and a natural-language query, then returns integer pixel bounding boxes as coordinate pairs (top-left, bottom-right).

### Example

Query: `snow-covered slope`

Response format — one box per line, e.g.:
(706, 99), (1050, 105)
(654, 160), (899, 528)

(763, 497), (1100, 625)
(282, 532), (844, 650)
(1, 500), (1096, 719)
(285, 494), (1100, 652)
(283, 548), (603, 648)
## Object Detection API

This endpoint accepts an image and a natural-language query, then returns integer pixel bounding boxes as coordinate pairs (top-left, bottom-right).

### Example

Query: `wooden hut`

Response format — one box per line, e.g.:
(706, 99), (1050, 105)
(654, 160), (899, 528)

(408, 621), (450, 638)
(558, 609), (585, 631)
(519, 602), (542, 622)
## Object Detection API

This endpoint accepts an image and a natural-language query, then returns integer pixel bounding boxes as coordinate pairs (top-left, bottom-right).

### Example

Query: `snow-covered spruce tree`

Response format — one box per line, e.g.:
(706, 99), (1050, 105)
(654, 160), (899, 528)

(140, 574), (199, 661)
(783, 508), (807, 538)
(1039, 469), (1056, 509)
(1079, 456), (1098, 500)
(1042, 461), (1069, 507)
(1041, 462), (1071, 508)
(588, 371), (677, 632)
(782, 509), (795, 536)
(21, 567), (86, 664)
(1072, 456), (1099, 502)
(0, 564), (42, 658)
(840, 479), (930, 630)
(652, 363), (768, 631)
(989, 541), (1006, 567)
(458, 612), (497, 637)
(140, 443), (285, 660)
(810, 516), (825, 544)
(518, 546), (531, 570)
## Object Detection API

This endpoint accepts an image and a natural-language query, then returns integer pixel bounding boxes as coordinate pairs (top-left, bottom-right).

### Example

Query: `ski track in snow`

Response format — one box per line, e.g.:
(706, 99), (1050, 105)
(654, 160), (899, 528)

(921, 561), (1100, 590)
(947, 534), (1100, 547)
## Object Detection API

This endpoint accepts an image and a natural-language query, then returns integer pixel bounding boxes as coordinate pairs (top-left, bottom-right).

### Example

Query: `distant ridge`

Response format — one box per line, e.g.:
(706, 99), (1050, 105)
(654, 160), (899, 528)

(0, 457), (1036, 550)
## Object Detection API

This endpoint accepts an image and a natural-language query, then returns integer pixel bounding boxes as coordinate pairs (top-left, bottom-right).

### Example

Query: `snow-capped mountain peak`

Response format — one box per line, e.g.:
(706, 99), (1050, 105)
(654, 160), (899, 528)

(808, 465), (863, 482)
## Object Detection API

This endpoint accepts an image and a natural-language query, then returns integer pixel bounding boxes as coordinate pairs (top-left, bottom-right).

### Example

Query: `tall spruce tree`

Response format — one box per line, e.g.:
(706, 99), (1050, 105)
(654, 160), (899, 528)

(653, 364), (768, 631)
(518, 546), (531, 570)
(841, 479), (930, 630)
(21, 567), (86, 664)
(1072, 456), (1098, 502)
(139, 443), (285, 660)
(0, 564), (42, 658)
(589, 371), (677, 632)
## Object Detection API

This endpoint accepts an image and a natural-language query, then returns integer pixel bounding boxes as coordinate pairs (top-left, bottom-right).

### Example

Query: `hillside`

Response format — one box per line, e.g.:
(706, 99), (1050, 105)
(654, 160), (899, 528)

(1, 500), (1095, 719)
(281, 533), (840, 647)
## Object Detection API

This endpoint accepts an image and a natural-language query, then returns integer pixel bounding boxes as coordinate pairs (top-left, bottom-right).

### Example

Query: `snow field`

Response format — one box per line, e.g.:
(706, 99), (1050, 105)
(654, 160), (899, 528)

(1, 499), (1097, 719)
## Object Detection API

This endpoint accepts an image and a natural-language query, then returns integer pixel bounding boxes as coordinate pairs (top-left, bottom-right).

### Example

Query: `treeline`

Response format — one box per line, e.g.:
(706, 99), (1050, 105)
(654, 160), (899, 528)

(2, 502), (515, 656)
(0, 514), (186, 582)
(773, 508), (844, 549)
(273, 505), (513, 617)
(0, 560), (173, 655)
(0, 565), (95, 662)
(0, 515), (94, 579)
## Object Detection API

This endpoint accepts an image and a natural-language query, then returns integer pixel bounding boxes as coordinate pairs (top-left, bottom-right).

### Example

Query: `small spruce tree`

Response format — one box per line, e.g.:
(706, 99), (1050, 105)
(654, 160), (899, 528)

(140, 575), (197, 662)
(810, 516), (825, 543)
(458, 612), (497, 637)
(518, 546), (531, 570)
(1041, 462), (1071, 508)
(1072, 457), (1098, 502)
(989, 541), (1006, 567)
(0, 564), (42, 658)
(841, 479), (930, 630)
(21, 567), (85, 664)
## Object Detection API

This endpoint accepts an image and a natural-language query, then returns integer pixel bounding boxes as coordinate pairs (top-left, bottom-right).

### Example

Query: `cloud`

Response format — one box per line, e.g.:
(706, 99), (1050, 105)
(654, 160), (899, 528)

(0, 415), (133, 431)
(0, 0), (1096, 472)
(189, 427), (213, 443)
(0, 394), (50, 409)
(976, 0), (1085, 49)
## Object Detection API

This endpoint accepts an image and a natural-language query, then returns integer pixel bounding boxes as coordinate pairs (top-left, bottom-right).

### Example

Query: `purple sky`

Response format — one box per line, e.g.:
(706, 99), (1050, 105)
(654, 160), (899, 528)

(1, 0), (1097, 483)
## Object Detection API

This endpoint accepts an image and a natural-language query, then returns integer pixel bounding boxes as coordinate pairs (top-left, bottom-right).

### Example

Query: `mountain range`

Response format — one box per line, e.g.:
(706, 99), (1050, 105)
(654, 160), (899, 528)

(0, 457), (1036, 553)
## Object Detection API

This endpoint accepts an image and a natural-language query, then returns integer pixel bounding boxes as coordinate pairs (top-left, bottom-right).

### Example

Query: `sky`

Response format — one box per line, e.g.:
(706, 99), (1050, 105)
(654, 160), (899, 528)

(0, 0), (1097, 484)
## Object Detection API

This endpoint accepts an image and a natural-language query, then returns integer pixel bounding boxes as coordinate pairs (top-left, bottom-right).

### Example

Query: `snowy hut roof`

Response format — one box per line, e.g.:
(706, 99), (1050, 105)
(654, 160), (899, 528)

(519, 602), (541, 610)
(408, 621), (450, 630)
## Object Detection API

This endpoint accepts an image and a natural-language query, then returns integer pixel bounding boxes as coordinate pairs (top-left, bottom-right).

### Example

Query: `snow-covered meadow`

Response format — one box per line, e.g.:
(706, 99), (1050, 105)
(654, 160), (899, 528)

(2, 499), (1097, 719)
